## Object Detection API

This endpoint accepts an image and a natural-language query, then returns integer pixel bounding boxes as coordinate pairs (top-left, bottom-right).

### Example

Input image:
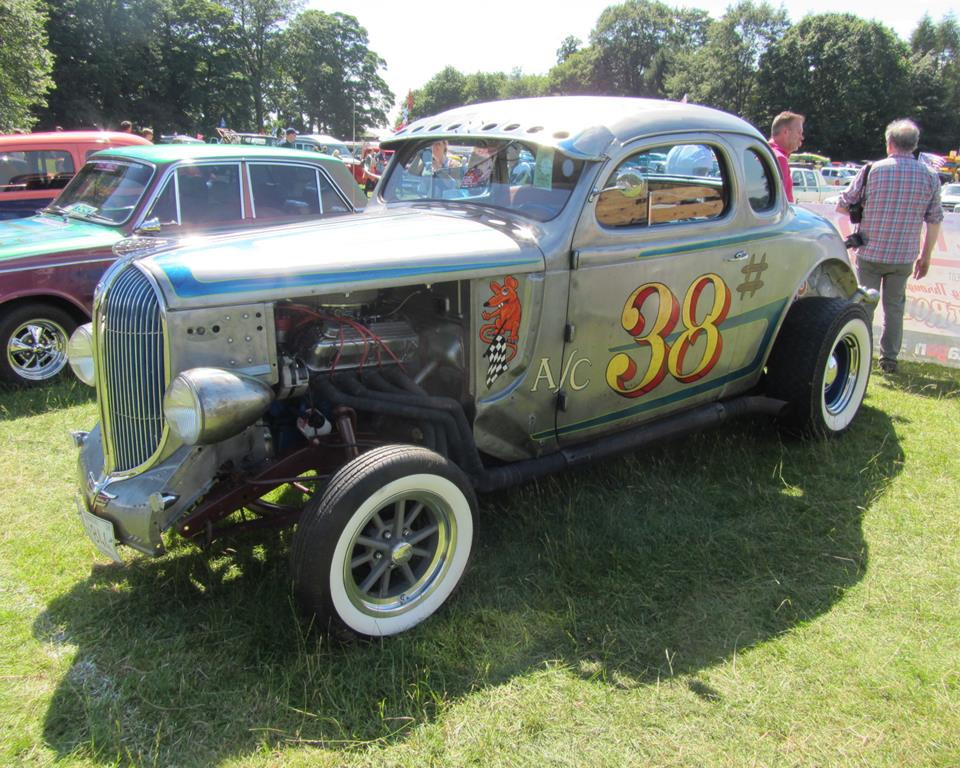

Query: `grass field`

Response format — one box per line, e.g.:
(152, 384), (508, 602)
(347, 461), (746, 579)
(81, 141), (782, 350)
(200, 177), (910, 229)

(0, 364), (958, 767)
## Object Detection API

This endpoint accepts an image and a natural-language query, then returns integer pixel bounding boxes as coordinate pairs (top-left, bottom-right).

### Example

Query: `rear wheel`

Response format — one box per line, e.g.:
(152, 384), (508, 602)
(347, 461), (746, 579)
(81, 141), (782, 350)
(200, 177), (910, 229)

(0, 303), (77, 385)
(765, 297), (871, 437)
(291, 445), (476, 637)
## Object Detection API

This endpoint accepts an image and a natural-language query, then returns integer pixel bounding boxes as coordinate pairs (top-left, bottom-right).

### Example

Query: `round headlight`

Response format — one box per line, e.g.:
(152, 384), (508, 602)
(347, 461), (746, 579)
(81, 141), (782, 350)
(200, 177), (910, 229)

(164, 368), (274, 446)
(163, 375), (204, 445)
(67, 323), (95, 386)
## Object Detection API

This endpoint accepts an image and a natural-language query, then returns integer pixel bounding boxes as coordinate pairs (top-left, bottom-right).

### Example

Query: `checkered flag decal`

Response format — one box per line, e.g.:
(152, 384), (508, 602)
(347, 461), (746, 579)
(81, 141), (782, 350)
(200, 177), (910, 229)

(484, 334), (509, 387)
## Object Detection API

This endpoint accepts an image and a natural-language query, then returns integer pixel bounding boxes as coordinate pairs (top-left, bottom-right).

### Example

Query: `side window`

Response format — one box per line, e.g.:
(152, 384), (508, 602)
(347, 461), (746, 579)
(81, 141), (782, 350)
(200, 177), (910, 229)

(0, 150), (74, 192)
(144, 176), (178, 226)
(250, 163), (353, 220)
(791, 169), (804, 188)
(176, 163), (242, 229)
(251, 163), (322, 220)
(804, 170), (817, 188)
(597, 143), (727, 228)
(318, 173), (351, 214)
(743, 149), (776, 212)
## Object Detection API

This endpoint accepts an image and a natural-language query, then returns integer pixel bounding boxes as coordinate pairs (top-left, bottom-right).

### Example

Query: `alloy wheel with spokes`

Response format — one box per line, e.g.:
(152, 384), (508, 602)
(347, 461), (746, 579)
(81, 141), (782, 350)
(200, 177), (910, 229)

(0, 304), (77, 385)
(291, 444), (476, 637)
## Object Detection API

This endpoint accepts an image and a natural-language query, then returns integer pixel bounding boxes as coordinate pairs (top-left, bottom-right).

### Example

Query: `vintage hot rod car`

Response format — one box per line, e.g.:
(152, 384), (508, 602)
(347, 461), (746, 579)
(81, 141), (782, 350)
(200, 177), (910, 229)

(70, 97), (875, 637)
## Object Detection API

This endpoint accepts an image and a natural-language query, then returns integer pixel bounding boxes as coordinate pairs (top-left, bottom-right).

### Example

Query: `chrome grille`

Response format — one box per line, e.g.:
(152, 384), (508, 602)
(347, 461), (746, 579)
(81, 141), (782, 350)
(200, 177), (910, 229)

(99, 266), (165, 472)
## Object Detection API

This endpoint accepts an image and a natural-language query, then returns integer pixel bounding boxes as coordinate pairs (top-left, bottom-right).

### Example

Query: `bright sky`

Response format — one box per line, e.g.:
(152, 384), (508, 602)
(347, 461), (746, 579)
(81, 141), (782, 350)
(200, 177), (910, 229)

(307, 0), (956, 126)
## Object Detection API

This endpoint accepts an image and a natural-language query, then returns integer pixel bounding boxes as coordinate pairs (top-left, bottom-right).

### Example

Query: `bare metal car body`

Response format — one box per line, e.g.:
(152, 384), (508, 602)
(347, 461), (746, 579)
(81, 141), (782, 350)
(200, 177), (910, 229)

(70, 97), (874, 637)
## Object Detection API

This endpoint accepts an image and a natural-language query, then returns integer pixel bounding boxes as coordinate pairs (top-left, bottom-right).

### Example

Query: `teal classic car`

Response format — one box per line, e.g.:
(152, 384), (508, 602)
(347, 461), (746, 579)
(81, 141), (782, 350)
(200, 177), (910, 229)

(69, 97), (876, 637)
(0, 144), (365, 385)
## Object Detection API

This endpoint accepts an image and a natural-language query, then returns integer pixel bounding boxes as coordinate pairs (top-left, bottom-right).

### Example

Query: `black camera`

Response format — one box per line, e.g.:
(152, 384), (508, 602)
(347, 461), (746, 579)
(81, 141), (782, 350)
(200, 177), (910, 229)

(848, 201), (864, 224)
(844, 232), (865, 249)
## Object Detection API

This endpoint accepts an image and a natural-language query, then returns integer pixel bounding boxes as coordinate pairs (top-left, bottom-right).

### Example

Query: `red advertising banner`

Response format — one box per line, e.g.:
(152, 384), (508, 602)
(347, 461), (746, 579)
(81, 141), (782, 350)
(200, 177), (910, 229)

(801, 204), (960, 369)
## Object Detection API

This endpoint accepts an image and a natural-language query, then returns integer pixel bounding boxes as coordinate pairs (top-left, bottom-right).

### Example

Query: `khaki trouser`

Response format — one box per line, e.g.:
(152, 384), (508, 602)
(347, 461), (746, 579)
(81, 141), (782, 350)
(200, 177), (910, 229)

(855, 259), (914, 364)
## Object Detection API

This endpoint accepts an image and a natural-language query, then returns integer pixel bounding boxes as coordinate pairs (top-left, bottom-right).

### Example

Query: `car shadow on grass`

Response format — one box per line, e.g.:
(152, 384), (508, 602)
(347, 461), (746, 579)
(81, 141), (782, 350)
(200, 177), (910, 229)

(36, 404), (902, 765)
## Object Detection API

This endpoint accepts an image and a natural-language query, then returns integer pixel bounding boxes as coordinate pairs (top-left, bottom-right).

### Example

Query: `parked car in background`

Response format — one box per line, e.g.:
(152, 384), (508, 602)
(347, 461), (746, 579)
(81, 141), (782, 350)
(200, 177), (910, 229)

(0, 131), (149, 220)
(292, 133), (351, 156)
(69, 96), (874, 639)
(790, 166), (834, 203)
(158, 134), (204, 145)
(820, 166), (859, 186)
(940, 182), (960, 213)
(214, 128), (280, 147)
(292, 133), (362, 174)
(0, 144), (365, 385)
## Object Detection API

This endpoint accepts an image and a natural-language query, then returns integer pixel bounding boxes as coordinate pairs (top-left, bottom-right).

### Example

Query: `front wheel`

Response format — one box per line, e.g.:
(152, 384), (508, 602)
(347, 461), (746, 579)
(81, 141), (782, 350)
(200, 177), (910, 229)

(765, 297), (872, 437)
(0, 303), (77, 385)
(291, 445), (476, 637)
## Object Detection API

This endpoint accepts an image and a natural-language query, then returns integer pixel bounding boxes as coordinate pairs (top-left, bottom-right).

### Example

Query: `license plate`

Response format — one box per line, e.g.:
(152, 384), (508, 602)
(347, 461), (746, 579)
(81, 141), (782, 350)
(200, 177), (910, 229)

(77, 499), (122, 563)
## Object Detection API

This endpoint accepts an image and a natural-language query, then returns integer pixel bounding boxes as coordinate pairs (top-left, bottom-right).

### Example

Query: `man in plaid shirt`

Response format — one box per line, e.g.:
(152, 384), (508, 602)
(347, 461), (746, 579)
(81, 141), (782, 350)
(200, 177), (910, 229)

(838, 119), (943, 373)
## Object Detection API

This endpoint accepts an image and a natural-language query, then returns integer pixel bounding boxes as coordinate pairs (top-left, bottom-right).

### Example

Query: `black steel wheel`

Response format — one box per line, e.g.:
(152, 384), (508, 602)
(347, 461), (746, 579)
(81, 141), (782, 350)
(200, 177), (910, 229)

(765, 297), (872, 437)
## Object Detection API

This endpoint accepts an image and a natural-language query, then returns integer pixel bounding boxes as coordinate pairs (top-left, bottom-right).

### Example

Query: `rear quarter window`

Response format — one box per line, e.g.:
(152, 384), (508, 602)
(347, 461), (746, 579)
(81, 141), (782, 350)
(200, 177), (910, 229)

(743, 149), (777, 212)
(0, 149), (74, 192)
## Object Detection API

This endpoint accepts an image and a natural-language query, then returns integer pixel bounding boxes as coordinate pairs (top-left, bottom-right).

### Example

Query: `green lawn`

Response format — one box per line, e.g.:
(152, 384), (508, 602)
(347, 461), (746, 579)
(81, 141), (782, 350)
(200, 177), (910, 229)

(1, 365), (958, 767)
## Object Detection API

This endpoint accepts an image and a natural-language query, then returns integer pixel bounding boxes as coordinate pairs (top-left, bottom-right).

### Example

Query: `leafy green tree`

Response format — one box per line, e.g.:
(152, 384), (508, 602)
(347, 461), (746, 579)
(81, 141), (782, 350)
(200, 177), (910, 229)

(410, 66), (467, 120)
(500, 70), (548, 99)
(556, 35), (581, 64)
(754, 14), (911, 159)
(40, 0), (248, 135)
(667, 1), (789, 117)
(41, 0), (166, 129)
(463, 71), (507, 105)
(0, 0), (53, 131)
(908, 15), (960, 151)
(590, 0), (709, 96)
(146, 0), (247, 135)
(222, 0), (302, 130)
(277, 10), (391, 138)
(547, 47), (600, 95)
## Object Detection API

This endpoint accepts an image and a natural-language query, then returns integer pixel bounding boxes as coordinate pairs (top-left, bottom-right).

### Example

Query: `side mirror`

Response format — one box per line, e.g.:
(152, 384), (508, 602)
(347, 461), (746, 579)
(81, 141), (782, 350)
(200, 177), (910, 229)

(601, 169), (648, 200)
(135, 217), (162, 234)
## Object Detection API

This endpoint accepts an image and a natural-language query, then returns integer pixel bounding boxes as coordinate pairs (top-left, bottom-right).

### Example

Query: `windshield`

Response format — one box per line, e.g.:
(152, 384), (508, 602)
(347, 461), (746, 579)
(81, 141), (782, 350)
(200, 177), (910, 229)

(944, 184), (960, 195)
(52, 159), (153, 225)
(381, 138), (585, 222)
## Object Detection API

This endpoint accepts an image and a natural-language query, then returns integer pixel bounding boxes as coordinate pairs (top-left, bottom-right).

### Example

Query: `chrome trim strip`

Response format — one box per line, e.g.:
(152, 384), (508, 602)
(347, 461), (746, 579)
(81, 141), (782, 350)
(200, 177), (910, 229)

(0, 256), (115, 274)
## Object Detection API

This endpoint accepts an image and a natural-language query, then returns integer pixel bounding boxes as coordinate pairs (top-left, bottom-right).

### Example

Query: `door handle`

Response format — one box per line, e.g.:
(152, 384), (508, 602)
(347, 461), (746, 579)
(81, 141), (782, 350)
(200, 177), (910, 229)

(725, 250), (750, 262)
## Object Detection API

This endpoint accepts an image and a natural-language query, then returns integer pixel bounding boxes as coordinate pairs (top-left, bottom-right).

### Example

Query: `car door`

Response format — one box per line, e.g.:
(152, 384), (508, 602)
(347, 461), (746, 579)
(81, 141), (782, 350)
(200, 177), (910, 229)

(791, 168), (813, 202)
(557, 137), (782, 445)
(141, 161), (246, 234)
(247, 161), (354, 223)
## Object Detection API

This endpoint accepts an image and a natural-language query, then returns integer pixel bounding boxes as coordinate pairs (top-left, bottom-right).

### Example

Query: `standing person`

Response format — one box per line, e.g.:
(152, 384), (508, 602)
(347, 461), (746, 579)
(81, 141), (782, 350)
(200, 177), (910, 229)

(279, 128), (297, 148)
(119, 120), (133, 133)
(837, 118), (942, 374)
(140, 127), (154, 142)
(768, 111), (804, 203)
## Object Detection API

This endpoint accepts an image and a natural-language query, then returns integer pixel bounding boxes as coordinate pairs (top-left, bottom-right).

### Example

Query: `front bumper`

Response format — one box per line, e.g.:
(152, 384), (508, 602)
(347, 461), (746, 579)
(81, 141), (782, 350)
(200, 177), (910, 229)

(76, 422), (269, 558)
(77, 425), (187, 555)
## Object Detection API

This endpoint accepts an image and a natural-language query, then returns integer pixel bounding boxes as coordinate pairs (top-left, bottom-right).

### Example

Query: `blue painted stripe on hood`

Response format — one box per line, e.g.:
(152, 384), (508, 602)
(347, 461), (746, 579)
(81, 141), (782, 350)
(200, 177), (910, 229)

(158, 256), (543, 299)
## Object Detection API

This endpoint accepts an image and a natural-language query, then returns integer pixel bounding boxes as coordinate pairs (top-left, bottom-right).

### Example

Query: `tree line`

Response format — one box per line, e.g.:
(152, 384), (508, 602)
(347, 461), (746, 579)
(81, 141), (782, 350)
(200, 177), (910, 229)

(410, 1), (959, 160)
(1, 0), (393, 139)
(2, 0), (958, 160)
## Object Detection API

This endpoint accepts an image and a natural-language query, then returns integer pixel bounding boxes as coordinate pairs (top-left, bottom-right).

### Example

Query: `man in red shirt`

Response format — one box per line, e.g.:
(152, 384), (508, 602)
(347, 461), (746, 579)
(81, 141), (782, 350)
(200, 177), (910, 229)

(768, 111), (804, 203)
